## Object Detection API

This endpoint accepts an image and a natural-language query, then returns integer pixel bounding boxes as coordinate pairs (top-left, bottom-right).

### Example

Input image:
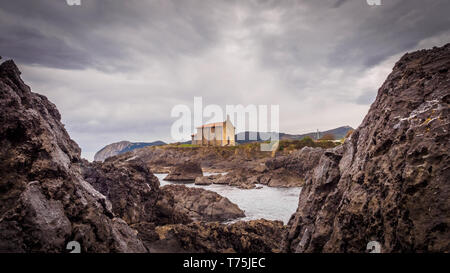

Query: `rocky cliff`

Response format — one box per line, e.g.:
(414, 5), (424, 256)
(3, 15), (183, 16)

(0, 60), (146, 252)
(282, 44), (450, 253)
(94, 140), (166, 162)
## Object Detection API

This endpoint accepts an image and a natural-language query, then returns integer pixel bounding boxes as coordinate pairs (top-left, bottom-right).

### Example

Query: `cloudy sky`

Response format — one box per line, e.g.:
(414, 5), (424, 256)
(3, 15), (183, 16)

(1, 0), (449, 160)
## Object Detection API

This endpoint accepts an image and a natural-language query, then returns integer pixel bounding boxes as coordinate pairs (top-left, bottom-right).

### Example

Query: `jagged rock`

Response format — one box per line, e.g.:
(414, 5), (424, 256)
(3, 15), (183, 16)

(260, 146), (325, 187)
(265, 170), (304, 187)
(164, 161), (203, 181)
(0, 60), (146, 252)
(136, 219), (285, 253)
(161, 184), (245, 222)
(282, 44), (450, 253)
(82, 158), (190, 226)
(266, 147), (324, 178)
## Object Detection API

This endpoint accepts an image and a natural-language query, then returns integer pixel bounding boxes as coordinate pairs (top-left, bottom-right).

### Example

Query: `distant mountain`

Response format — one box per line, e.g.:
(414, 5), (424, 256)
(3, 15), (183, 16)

(94, 140), (166, 162)
(235, 126), (353, 144)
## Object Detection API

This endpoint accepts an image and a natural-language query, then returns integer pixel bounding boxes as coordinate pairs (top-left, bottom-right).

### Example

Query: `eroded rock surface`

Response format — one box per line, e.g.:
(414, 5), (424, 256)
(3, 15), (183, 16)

(164, 161), (203, 181)
(0, 60), (146, 253)
(161, 184), (245, 222)
(282, 44), (450, 253)
(266, 147), (324, 179)
(136, 219), (285, 253)
(82, 159), (190, 226)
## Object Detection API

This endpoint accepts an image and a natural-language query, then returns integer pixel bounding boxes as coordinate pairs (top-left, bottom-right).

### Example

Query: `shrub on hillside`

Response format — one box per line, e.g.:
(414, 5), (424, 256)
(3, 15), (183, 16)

(319, 133), (335, 141)
(278, 136), (339, 152)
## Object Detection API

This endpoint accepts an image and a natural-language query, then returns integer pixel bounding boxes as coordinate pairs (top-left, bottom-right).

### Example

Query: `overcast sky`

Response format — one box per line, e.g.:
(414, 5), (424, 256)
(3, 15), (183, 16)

(1, 0), (449, 160)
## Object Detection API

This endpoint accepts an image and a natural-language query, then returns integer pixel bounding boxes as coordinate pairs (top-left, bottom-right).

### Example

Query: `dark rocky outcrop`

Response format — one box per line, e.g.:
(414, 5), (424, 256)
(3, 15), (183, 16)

(82, 159), (190, 226)
(164, 161), (203, 181)
(259, 169), (304, 188)
(266, 147), (325, 178)
(135, 219), (285, 253)
(282, 44), (450, 253)
(161, 184), (245, 222)
(257, 147), (325, 188)
(0, 60), (146, 252)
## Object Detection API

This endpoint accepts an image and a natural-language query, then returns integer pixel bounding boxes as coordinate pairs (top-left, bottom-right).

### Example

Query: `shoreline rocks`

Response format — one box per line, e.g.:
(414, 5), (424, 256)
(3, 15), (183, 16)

(161, 184), (245, 222)
(164, 161), (203, 182)
(194, 176), (214, 185)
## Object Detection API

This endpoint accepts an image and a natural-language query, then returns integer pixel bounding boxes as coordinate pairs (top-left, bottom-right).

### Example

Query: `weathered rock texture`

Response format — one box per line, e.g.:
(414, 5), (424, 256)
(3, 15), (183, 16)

(136, 219), (285, 253)
(162, 185), (245, 222)
(283, 44), (450, 253)
(82, 159), (190, 226)
(164, 161), (203, 181)
(0, 60), (146, 252)
(265, 147), (324, 179)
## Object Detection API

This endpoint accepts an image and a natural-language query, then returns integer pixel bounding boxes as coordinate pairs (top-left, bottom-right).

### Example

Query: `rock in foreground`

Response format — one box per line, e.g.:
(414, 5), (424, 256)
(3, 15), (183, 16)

(0, 60), (146, 253)
(162, 185), (245, 222)
(136, 219), (285, 253)
(283, 44), (450, 253)
(82, 159), (191, 226)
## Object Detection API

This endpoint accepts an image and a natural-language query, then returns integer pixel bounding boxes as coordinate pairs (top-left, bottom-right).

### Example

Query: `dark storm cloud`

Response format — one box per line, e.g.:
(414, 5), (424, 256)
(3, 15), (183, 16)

(1, 0), (449, 160)
(327, 0), (450, 68)
(241, 0), (450, 72)
(1, 0), (449, 72)
(0, 24), (91, 69)
(0, 0), (224, 71)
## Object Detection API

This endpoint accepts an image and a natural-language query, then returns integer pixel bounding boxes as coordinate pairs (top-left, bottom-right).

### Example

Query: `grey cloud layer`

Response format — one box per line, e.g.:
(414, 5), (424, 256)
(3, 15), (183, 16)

(1, 0), (449, 160)
(3, 0), (449, 71)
